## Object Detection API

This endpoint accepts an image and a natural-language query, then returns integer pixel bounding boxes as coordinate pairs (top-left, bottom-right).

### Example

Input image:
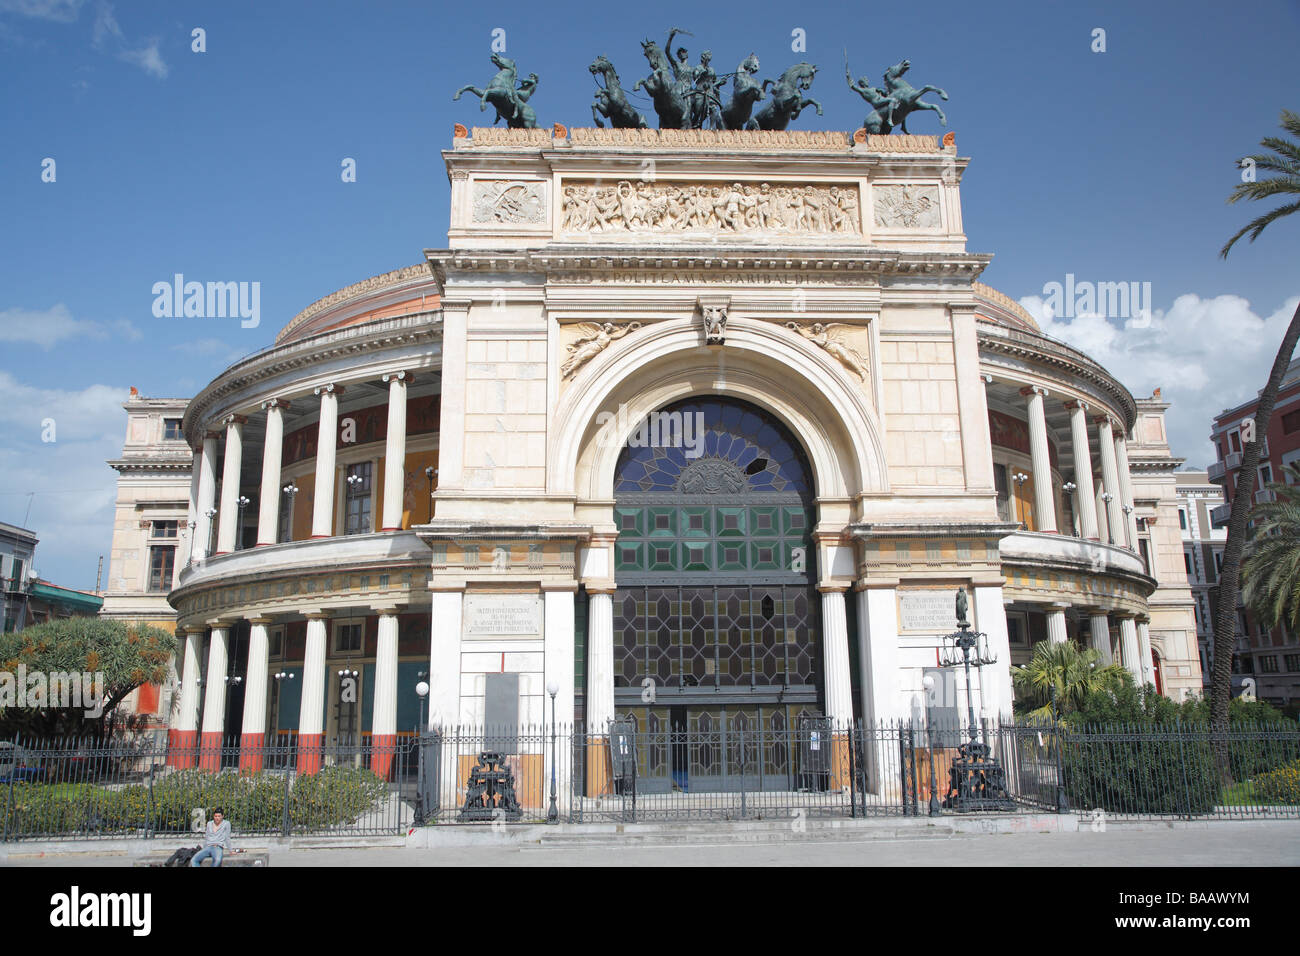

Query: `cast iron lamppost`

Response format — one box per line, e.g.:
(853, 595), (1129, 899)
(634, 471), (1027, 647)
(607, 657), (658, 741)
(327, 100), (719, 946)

(414, 680), (430, 825)
(1048, 684), (1069, 812)
(236, 495), (251, 549)
(920, 674), (941, 817)
(1100, 491), (1115, 544)
(424, 467), (436, 522)
(546, 681), (559, 823)
(1062, 481), (1077, 537)
(938, 589), (1015, 812)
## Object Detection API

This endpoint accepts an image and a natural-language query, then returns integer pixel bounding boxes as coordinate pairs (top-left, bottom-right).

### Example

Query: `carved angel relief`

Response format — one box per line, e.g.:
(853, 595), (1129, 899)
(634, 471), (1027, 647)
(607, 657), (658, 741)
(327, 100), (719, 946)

(785, 322), (870, 381)
(561, 321), (642, 378)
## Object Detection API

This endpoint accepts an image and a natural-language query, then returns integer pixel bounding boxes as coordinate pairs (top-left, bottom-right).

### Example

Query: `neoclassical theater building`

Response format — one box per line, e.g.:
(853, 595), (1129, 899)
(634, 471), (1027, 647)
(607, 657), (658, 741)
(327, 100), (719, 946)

(161, 127), (1200, 771)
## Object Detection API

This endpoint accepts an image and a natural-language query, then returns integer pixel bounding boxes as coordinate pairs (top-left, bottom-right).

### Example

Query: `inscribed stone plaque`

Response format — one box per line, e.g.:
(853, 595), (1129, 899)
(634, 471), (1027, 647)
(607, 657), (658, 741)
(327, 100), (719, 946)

(464, 594), (541, 638)
(898, 589), (958, 633)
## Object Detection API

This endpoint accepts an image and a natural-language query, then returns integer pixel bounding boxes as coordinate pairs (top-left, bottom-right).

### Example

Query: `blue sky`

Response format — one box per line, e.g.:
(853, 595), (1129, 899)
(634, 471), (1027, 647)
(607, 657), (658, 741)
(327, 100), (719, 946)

(2, 0), (1299, 588)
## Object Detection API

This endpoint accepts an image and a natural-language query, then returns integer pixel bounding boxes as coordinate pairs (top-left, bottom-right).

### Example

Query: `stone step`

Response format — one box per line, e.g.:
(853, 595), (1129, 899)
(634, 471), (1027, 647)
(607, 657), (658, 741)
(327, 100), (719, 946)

(528, 818), (961, 848)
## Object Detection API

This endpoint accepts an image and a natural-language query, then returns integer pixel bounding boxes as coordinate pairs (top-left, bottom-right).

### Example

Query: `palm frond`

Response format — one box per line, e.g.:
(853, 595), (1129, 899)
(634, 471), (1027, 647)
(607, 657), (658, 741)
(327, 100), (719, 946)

(1220, 198), (1300, 257)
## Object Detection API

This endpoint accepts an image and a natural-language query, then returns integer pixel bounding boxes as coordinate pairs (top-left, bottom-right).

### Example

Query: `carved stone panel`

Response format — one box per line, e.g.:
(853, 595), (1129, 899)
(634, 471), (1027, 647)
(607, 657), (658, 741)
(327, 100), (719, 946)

(873, 185), (941, 229)
(471, 180), (546, 224)
(559, 181), (861, 236)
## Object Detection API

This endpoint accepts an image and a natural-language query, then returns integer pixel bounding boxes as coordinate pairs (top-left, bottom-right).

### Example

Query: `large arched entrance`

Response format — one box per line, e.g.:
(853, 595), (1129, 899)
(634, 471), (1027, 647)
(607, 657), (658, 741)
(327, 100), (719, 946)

(610, 397), (822, 791)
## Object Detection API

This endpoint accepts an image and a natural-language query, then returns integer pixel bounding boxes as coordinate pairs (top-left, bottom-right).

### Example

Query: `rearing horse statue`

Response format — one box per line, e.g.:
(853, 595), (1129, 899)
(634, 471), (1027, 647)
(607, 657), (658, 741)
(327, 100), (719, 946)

(634, 35), (690, 129)
(753, 62), (822, 131)
(590, 55), (648, 129)
(880, 59), (947, 133)
(721, 53), (765, 131)
(453, 52), (539, 129)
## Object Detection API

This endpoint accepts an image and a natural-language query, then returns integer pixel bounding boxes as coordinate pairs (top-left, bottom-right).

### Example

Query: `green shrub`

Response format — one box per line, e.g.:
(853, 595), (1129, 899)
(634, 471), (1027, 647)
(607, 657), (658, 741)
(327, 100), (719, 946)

(1253, 759), (1300, 805)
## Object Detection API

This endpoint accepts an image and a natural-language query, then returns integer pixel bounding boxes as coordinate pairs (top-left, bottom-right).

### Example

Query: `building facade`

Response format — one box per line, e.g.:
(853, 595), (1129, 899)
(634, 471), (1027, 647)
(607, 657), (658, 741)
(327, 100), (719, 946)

(1209, 357), (1300, 709)
(158, 128), (1201, 782)
(1, 521), (39, 633)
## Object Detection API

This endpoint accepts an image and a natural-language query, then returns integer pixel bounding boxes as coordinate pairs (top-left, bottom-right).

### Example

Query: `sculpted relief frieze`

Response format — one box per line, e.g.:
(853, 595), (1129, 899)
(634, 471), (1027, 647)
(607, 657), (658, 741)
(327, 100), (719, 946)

(560, 181), (861, 236)
(873, 184), (941, 229)
(471, 180), (546, 224)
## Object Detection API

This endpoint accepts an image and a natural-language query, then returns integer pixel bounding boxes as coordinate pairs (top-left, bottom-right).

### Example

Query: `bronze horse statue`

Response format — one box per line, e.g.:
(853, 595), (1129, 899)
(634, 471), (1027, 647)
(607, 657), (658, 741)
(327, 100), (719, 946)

(453, 52), (539, 129)
(880, 59), (947, 133)
(753, 62), (822, 130)
(634, 34), (690, 129)
(590, 55), (648, 129)
(720, 53), (765, 130)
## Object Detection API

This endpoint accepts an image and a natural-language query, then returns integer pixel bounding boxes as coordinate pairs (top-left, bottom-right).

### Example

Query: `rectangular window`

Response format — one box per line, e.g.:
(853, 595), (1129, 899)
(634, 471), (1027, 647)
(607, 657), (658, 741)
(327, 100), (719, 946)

(269, 628), (284, 659)
(1178, 509), (1187, 530)
(9, 557), (25, 590)
(334, 622), (362, 653)
(151, 520), (178, 539)
(148, 546), (175, 592)
(993, 464), (1011, 522)
(277, 489), (293, 544)
(1260, 655), (1279, 673)
(1283, 409), (1300, 434)
(163, 418), (184, 441)
(344, 462), (372, 535)
(1230, 431), (1242, 453)
(1284, 654), (1300, 672)
(1183, 551), (1192, 575)
(1215, 551), (1224, 574)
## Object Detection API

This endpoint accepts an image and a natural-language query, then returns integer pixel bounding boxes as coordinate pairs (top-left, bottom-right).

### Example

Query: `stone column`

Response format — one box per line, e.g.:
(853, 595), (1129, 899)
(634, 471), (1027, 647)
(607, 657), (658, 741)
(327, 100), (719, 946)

(544, 587), (576, 811)
(1137, 619), (1155, 689)
(974, 586), (1014, 720)
(1066, 401), (1099, 539)
(1096, 417), (1124, 547)
(820, 587), (854, 790)
(256, 399), (288, 546)
(1118, 615), (1142, 685)
(428, 588), (463, 811)
(1115, 433), (1139, 551)
(1021, 386), (1057, 532)
(194, 436), (218, 561)
(371, 608), (400, 777)
(312, 384), (342, 538)
(297, 612), (329, 774)
(181, 447), (202, 569)
(198, 626), (229, 770)
(1046, 604), (1069, 644)
(239, 617), (271, 772)
(215, 416), (245, 554)
(855, 585), (901, 794)
(1088, 612), (1113, 665)
(381, 372), (410, 531)
(586, 590), (615, 734)
(168, 628), (204, 767)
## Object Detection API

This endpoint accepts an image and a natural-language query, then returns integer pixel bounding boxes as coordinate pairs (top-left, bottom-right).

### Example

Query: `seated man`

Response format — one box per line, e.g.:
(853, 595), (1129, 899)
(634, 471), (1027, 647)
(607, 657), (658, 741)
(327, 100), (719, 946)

(190, 808), (231, 868)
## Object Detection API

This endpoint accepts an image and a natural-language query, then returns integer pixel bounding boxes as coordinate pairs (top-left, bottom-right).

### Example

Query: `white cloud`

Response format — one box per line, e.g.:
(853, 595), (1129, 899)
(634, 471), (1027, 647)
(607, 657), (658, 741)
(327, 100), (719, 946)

(91, 1), (165, 78)
(0, 372), (127, 589)
(0, 303), (141, 348)
(1018, 292), (1300, 468)
(0, 0), (85, 21)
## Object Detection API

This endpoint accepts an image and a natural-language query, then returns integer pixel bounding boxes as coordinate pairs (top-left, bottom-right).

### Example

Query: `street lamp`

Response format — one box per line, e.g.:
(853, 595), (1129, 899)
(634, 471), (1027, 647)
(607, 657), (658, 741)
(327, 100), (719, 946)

(424, 467), (436, 522)
(1100, 492), (1115, 544)
(1062, 481), (1078, 537)
(415, 680), (430, 825)
(920, 675), (941, 817)
(236, 496), (251, 549)
(546, 680), (559, 824)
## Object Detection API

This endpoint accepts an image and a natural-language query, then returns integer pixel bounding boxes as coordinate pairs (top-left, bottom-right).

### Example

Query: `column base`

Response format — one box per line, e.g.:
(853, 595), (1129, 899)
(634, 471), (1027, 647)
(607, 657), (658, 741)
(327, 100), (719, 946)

(238, 734), (265, 773)
(198, 732), (223, 771)
(380, 526), (402, 532)
(167, 729), (198, 769)
(297, 734), (324, 775)
(370, 734), (396, 778)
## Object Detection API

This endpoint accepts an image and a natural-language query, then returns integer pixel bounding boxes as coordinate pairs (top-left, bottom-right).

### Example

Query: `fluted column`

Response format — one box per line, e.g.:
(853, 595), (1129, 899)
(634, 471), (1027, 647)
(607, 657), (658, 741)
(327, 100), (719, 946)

(239, 617), (271, 772)
(215, 416), (245, 554)
(1118, 616), (1142, 685)
(820, 588), (854, 723)
(1089, 612), (1113, 665)
(1096, 417), (1124, 546)
(368, 609), (400, 777)
(168, 628), (204, 767)
(1022, 386), (1057, 532)
(312, 384), (341, 538)
(256, 399), (289, 546)
(544, 587), (576, 811)
(1137, 619), (1155, 689)
(1046, 605), (1069, 644)
(381, 372), (410, 531)
(181, 447), (202, 568)
(297, 612), (329, 774)
(1114, 434), (1139, 551)
(1066, 401), (1099, 539)
(198, 626), (229, 770)
(586, 591), (615, 734)
(194, 436), (218, 561)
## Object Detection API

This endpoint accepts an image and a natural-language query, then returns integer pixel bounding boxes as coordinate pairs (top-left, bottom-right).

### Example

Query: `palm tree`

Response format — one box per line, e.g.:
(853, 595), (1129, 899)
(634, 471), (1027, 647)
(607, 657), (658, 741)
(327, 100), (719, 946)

(1012, 640), (1129, 722)
(1212, 109), (1300, 729)
(1241, 462), (1300, 636)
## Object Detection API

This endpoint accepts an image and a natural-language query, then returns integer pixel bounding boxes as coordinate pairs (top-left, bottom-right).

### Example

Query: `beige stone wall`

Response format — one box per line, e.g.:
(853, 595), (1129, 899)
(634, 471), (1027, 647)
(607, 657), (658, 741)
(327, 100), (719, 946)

(462, 335), (549, 489)
(878, 313), (964, 490)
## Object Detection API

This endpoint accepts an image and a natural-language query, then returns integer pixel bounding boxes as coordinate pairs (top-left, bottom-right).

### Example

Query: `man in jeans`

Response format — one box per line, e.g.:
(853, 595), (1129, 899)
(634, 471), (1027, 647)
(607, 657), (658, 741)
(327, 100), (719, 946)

(190, 808), (231, 867)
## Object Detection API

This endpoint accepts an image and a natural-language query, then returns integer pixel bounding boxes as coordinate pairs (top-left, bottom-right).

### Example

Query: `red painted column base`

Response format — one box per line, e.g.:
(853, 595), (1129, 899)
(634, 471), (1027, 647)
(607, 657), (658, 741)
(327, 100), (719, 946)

(168, 729), (198, 768)
(198, 732), (223, 771)
(239, 734), (265, 773)
(297, 734), (324, 775)
(370, 734), (397, 779)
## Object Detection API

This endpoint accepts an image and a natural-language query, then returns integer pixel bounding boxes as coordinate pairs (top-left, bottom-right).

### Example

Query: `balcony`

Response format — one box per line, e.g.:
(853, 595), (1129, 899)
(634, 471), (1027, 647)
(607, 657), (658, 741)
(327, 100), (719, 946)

(1211, 503), (1231, 528)
(999, 530), (1148, 578)
(1256, 489), (1277, 505)
(1207, 460), (1226, 484)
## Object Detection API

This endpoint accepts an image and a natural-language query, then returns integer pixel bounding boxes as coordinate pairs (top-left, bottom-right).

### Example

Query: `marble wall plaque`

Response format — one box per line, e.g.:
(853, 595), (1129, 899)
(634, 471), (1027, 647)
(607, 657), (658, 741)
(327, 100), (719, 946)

(898, 589), (958, 633)
(464, 594), (541, 637)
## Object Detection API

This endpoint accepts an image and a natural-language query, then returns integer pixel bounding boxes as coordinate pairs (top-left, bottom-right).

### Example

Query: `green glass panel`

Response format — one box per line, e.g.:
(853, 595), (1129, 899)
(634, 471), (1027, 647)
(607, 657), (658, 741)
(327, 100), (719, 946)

(749, 539), (781, 571)
(616, 541), (644, 571)
(782, 506), (807, 536)
(681, 541), (711, 571)
(682, 507), (711, 537)
(716, 507), (747, 537)
(647, 507), (677, 537)
(649, 542), (677, 571)
(615, 507), (644, 536)
(716, 541), (746, 571)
